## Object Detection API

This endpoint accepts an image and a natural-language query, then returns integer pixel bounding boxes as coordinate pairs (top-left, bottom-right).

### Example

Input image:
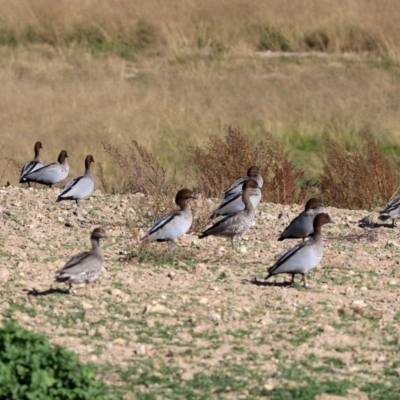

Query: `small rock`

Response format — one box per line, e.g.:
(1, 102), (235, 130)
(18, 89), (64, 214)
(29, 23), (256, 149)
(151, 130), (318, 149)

(389, 280), (397, 285)
(97, 326), (107, 336)
(263, 384), (274, 391)
(135, 343), (147, 355)
(351, 299), (366, 308)
(193, 263), (207, 275)
(198, 297), (208, 305)
(167, 271), (176, 280)
(323, 325), (335, 333)
(181, 371), (193, 381)
(82, 301), (93, 310)
(144, 304), (173, 314)
(239, 245), (247, 254)
(321, 284), (328, 291)
(344, 287), (354, 296)
(209, 313), (221, 324)
(360, 286), (368, 292)
(0, 268), (10, 284)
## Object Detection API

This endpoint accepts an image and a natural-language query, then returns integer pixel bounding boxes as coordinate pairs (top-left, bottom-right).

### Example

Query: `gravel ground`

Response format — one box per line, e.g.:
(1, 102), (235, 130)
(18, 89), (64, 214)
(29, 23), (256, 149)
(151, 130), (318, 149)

(0, 186), (399, 399)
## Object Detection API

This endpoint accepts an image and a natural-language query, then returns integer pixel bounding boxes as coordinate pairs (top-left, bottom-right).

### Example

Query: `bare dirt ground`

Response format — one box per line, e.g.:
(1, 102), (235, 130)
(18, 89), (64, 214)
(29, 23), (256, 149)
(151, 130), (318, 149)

(0, 186), (399, 399)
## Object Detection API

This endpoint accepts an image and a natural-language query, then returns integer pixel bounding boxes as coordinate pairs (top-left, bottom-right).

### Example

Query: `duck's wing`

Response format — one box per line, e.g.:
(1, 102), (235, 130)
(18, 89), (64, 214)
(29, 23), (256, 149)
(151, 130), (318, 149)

(142, 210), (180, 239)
(57, 175), (94, 201)
(267, 242), (307, 276)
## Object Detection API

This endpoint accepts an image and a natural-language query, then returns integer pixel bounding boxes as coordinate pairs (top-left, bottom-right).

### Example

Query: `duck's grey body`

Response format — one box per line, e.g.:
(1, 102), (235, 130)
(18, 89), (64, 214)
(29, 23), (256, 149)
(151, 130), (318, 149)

(266, 213), (332, 288)
(278, 198), (326, 241)
(24, 150), (69, 188)
(223, 166), (263, 199)
(141, 189), (196, 242)
(211, 183), (261, 219)
(55, 227), (107, 296)
(57, 155), (95, 214)
(199, 178), (259, 249)
(20, 141), (44, 185)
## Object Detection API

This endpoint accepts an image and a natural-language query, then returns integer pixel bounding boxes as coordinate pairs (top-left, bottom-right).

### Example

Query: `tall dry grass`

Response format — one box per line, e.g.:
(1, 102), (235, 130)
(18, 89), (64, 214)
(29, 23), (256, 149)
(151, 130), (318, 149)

(1, 0), (400, 201)
(1, 47), (400, 190)
(0, 0), (399, 56)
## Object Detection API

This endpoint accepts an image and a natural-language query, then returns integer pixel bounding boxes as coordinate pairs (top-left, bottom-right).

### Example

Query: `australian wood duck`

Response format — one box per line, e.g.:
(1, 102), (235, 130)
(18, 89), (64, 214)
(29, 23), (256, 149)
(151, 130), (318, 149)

(141, 188), (196, 244)
(278, 198), (326, 241)
(210, 179), (262, 219)
(57, 155), (95, 215)
(199, 178), (258, 249)
(23, 150), (69, 188)
(379, 195), (400, 227)
(266, 213), (332, 288)
(20, 141), (44, 186)
(55, 227), (107, 296)
(223, 166), (263, 199)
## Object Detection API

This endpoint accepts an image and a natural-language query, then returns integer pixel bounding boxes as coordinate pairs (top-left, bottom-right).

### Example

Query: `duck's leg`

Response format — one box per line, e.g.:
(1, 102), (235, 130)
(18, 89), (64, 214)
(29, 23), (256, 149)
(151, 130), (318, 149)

(231, 236), (236, 250)
(74, 199), (82, 216)
(301, 274), (311, 289)
(68, 282), (74, 295)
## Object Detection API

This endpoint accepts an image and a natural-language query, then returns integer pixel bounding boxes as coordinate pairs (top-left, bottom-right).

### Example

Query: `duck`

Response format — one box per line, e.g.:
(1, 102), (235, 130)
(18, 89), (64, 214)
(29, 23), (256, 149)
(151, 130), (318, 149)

(278, 198), (326, 241)
(55, 227), (107, 296)
(56, 155), (95, 215)
(223, 166), (263, 199)
(141, 188), (196, 243)
(378, 195), (400, 227)
(19, 141), (44, 186)
(199, 178), (258, 249)
(23, 150), (69, 188)
(265, 213), (333, 288)
(210, 177), (262, 219)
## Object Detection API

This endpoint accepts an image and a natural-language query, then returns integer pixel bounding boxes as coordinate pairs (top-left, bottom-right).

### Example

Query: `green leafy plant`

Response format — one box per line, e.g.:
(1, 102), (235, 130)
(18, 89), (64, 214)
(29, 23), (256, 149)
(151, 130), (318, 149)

(0, 320), (110, 399)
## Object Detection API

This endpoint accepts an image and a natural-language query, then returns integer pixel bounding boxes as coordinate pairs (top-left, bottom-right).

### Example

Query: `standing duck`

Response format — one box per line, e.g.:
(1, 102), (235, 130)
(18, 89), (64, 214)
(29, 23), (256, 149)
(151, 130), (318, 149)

(278, 198), (326, 241)
(23, 150), (69, 188)
(55, 227), (107, 296)
(199, 178), (258, 249)
(265, 213), (332, 288)
(210, 178), (262, 219)
(223, 166), (263, 199)
(56, 155), (95, 215)
(20, 141), (44, 186)
(379, 195), (400, 227)
(141, 188), (197, 243)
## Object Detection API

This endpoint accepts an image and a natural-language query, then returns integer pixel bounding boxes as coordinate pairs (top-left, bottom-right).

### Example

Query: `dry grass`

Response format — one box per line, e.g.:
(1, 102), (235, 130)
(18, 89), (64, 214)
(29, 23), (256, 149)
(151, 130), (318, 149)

(0, 0), (400, 57)
(0, 1), (400, 202)
(320, 131), (399, 209)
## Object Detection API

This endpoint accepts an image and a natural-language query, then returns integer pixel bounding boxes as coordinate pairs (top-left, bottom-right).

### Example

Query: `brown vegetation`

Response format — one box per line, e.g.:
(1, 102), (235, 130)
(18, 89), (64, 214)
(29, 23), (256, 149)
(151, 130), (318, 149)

(189, 126), (311, 204)
(320, 131), (399, 209)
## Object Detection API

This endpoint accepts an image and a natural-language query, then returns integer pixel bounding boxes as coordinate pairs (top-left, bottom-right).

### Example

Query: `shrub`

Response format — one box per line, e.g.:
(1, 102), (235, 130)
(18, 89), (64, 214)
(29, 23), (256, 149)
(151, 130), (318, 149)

(256, 25), (291, 52)
(0, 320), (110, 399)
(188, 125), (311, 204)
(103, 139), (181, 217)
(319, 131), (399, 209)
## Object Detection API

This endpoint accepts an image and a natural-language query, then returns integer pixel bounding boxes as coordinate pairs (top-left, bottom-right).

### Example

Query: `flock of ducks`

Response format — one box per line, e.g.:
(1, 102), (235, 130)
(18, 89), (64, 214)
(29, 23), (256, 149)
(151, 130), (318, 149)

(17, 141), (400, 295)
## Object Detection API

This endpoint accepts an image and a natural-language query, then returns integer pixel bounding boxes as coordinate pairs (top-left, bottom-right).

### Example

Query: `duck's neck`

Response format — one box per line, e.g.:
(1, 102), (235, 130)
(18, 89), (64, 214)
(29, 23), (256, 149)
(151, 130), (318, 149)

(242, 190), (254, 213)
(90, 238), (101, 250)
(176, 198), (190, 212)
(84, 161), (92, 176)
